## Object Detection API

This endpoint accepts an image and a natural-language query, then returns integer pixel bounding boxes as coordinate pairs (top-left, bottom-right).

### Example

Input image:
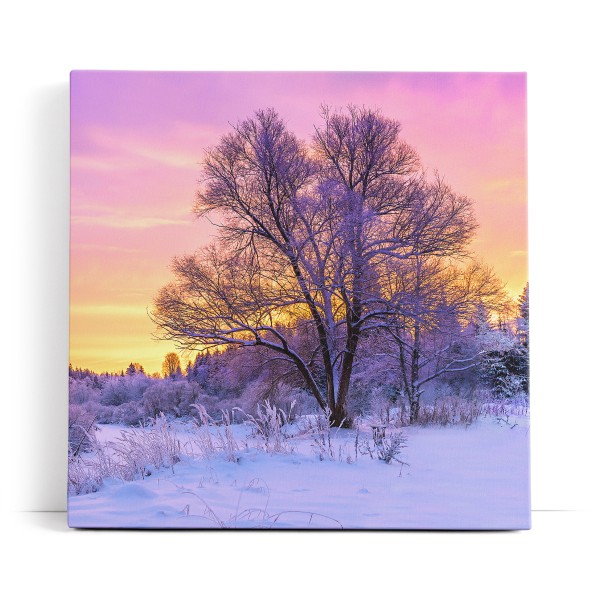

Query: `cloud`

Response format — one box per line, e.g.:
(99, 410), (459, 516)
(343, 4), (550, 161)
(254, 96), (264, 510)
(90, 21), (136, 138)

(71, 214), (191, 229)
(70, 304), (149, 317)
(72, 243), (142, 253)
(71, 121), (216, 173)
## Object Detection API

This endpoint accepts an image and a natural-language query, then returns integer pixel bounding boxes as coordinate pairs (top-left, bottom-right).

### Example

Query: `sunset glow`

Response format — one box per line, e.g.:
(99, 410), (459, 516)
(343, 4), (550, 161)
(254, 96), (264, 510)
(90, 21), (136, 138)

(70, 71), (527, 374)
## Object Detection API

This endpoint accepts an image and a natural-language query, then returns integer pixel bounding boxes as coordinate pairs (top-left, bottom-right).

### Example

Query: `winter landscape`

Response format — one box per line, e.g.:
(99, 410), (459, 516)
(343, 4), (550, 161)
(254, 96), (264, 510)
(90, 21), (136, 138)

(69, 72), (529, 529)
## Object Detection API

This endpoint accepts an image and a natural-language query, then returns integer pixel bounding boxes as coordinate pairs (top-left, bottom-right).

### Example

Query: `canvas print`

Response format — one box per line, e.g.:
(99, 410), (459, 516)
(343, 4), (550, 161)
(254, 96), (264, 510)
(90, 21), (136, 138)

(69, 71), (529, 529)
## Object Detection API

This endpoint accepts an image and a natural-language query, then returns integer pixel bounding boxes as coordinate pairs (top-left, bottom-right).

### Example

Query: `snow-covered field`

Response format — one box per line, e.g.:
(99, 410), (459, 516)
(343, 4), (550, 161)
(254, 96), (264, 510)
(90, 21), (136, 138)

(68, 414), (530, 530)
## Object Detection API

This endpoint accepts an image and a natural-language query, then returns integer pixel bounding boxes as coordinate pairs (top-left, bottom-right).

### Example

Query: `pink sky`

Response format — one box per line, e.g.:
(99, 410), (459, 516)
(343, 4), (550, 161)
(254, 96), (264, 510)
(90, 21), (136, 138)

(70, 71), (527, 374)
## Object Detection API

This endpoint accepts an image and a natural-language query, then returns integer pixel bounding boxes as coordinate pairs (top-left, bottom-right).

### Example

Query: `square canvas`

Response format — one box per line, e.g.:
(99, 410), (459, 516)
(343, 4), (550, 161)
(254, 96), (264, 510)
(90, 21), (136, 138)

(69, 71), (530, 529)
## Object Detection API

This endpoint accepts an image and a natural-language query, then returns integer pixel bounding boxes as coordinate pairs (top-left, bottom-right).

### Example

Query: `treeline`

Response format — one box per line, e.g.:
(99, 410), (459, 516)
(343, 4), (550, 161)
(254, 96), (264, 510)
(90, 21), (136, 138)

(69, 288), (528, 428)
(69, 349), (317, 426)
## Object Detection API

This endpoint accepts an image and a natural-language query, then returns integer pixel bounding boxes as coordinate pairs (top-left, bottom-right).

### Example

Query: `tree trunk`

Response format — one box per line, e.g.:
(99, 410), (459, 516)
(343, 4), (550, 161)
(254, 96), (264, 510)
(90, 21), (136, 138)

(332, 310), (361, 428)
(409, 398), (420, 424)
(330, 399), (350, 428)
(408, 321), (421, 424)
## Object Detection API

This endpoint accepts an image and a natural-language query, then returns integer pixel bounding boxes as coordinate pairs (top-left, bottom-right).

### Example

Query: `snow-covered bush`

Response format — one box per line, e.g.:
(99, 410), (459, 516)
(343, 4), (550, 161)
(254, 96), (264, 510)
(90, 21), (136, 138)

(142, 379), (191, 418)
(111, 401), (148, 426)
(96, 373), (153, 406)
(477, 388), (529, 419)
(213, 377), (262, 419)
(358, 429), (408, 465)
(68, 453), (103, 495)
(213, 379), (313, 425)
(68, 403), (98, 455)
(375, 432), (408, 464)
(100, 377), (133, 406)
(69, 377), (101, 405)
(91, 402), (118, 424)
(186, 390), (221, 420)
(125, 372), (153, 401)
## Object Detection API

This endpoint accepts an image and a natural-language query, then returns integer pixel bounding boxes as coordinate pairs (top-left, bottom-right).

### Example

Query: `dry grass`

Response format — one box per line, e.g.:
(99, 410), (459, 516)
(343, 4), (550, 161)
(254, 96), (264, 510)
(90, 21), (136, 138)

(68, 413), (182, 495)
(235, 400), (295, 454)
(186, 404), (240, 461)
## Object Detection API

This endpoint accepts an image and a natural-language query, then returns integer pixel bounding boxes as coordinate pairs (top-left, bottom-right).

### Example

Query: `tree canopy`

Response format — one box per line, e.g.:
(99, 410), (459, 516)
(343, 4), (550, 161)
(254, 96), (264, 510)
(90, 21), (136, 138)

(152, 106), (501, 425)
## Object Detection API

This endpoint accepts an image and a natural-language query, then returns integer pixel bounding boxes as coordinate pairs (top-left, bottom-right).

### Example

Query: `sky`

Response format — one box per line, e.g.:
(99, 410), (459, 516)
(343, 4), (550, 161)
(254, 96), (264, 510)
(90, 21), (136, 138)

(70, 71), (527, 374)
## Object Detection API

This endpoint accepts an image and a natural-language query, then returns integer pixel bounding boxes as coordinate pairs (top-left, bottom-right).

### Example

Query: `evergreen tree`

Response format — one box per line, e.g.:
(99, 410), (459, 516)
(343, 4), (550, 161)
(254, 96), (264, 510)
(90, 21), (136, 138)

(480, 284), (529, 398)
(517, 283), (529, 348)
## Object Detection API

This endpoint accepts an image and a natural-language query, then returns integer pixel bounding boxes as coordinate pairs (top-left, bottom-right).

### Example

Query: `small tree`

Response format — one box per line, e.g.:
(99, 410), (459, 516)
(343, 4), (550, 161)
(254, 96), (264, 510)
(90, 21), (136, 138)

(517, 283), (529, 348)
(162, 352), (182, 379)
(517, 283), (529, 393)
(380, 257), (507, 422)
(125, 362), (145, 376)
(480, 283), (529, 398)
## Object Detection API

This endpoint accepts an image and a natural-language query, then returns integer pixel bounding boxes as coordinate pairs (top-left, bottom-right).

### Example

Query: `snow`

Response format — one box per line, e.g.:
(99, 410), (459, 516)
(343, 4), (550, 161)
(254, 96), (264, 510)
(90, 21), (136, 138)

(68, 415), (530, 530)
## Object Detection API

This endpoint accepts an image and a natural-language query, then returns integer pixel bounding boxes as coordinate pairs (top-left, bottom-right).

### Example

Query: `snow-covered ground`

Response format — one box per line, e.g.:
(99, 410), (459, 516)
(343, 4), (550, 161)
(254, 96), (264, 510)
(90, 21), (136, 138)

(68, 415), (530, 530)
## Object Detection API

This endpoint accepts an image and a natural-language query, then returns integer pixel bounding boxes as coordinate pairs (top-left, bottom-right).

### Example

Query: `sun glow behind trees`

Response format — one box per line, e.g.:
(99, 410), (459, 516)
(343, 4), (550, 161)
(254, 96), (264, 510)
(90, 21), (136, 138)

(70, 72), (527, 374)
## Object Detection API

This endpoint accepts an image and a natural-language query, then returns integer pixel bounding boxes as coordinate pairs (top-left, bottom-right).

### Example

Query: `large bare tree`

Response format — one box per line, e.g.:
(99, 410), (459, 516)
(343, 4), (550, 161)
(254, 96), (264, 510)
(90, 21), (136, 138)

(152, 107), (476, 426)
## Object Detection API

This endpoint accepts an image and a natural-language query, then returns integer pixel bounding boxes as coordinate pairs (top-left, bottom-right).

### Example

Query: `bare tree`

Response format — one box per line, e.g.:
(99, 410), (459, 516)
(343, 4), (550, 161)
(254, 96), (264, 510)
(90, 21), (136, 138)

(380, 257), (508, 422)
(152, 107), (476, 426)
(162, 352), (182, 379)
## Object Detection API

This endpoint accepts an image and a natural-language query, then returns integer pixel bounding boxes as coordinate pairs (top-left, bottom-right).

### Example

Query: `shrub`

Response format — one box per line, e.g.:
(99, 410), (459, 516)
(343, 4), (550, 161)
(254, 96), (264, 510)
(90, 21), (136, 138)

(92, 402), (117, 424)
(375, 432), (408, 464)
(68, 453), (103, 495)
(69, 378), (101, 405)
(68, 403), (98, 455)
(142, 379), (189, 418)
(112, 401), (148, 426)
(358, 429), (408, 465)
(100, 377), (132, 406)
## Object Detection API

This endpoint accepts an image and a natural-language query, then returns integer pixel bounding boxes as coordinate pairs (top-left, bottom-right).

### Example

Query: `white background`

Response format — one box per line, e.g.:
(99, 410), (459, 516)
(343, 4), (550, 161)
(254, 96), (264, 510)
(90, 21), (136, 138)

(1, 0), (598, 597)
